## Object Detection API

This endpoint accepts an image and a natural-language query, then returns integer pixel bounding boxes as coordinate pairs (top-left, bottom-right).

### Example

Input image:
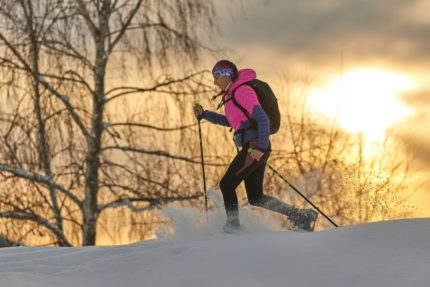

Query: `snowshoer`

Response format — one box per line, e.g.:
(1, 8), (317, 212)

(193, 60), (318, 232)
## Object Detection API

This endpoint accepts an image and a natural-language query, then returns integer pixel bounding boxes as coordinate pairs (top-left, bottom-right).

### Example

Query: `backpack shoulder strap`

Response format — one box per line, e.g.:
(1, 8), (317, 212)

(230, 82), (256, 117)
(231, 83), (258, 129)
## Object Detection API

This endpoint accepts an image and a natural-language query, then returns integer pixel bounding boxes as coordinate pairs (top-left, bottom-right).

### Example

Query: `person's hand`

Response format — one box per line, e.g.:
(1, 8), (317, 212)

(193, 104), (204, 119)
(250, 149), (264, 161)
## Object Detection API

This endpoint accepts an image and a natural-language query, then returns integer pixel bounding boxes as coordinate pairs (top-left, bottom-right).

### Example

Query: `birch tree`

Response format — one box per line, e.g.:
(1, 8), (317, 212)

(0, 0), (217, 246)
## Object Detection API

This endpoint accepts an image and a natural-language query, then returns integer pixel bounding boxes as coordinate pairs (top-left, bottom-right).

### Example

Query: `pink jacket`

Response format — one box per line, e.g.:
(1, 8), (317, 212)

(202, 68), (270, 150)
(224, 69), (260, 130)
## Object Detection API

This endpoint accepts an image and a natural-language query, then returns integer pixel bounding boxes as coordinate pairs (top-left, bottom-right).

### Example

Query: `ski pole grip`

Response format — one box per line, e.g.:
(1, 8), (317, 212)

(194, 102), (203, 121)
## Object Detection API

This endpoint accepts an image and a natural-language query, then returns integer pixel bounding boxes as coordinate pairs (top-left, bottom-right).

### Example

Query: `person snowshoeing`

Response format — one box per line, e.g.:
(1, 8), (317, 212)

(194, 60), (318, 232)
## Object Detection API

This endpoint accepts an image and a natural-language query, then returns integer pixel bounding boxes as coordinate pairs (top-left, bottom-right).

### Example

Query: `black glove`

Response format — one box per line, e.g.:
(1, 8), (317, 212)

(193, 104), (204, 120)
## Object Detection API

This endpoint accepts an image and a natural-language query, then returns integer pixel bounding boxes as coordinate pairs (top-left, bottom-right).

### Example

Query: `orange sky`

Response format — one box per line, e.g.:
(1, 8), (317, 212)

(210, 0), (430, 216)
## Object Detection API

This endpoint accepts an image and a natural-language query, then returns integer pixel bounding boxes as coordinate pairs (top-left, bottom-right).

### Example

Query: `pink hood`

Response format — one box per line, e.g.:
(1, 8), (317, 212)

(226, 69), (256, 98)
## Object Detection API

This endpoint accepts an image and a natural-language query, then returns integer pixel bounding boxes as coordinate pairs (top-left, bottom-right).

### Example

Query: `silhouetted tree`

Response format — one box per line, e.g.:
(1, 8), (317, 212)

(0, 0), (218, 246)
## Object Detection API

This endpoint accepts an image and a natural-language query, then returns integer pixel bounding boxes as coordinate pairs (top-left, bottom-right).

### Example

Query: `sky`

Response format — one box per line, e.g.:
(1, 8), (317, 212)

(1, 203), (429, 286)
(212, 0), (430, 216)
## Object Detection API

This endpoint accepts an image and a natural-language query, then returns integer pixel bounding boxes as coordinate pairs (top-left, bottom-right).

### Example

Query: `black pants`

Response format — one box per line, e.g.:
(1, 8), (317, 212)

(219, 141), (295, 224)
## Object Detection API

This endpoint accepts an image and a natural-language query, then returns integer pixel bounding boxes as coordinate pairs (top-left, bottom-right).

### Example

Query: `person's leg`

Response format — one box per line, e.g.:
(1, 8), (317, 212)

(245, 163), (297, 217)
(244, 158), (319, 231)
(220, 146), (267, 228)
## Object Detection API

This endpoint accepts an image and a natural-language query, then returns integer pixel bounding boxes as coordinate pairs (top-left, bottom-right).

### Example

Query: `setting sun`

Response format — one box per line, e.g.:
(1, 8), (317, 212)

(309, 69), (414, 141)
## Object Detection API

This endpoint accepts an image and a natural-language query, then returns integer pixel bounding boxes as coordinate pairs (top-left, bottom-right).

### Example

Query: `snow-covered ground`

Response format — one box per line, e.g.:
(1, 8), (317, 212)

(1, 192), (429, 287)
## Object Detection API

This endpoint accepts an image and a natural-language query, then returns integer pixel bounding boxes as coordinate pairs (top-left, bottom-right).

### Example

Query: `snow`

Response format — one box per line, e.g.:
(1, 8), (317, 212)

(1, 190), (429, 287)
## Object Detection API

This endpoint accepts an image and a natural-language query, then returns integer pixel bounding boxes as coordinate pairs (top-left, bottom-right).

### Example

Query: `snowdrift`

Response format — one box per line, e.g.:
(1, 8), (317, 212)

(0, 218), (429, 287)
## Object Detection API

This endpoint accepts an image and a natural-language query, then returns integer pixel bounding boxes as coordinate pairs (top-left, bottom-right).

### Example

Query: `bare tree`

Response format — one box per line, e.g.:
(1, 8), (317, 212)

(0, 0), (219, 246)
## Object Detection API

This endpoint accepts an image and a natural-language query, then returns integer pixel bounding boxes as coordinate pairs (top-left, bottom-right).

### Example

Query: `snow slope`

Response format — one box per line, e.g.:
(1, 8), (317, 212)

(0, 217), (429, 287)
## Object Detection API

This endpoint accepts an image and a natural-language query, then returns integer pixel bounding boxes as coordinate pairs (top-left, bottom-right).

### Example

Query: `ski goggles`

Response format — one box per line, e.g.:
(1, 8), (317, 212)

(212, 66), (235, 78)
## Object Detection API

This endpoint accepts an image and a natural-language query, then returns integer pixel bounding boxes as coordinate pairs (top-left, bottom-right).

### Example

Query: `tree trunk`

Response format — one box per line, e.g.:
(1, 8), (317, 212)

(26, 0), (66, 246)
(82, 9), (109, 244)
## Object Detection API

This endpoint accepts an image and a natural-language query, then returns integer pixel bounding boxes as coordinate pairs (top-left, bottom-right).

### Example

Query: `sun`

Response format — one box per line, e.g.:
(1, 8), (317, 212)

(309, 68), (414, 142)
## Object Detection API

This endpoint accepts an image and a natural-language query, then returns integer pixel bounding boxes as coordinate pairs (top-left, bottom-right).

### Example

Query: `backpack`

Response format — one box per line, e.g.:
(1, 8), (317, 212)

(231, 79), (281, 134)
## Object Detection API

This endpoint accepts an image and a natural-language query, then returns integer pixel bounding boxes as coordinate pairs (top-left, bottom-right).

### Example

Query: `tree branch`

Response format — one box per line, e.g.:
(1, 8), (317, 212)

(75, 0), (97, 37)
(105, 70), (208, 103)
(101, 146), (226, 166)
(107, 0), (144, 55)
(0, 32), (92, 141)
(99, 194), (201, 212)
(0, 164), (82, 207)
(108, 122), (197, 132)
(0, 209), (71, 246)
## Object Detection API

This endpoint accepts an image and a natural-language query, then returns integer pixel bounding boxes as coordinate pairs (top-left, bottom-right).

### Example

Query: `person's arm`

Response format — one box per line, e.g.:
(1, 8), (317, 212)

(202, 110), (231, 127)
(250, 105), (270, 151)
(193, 104), (231, 127)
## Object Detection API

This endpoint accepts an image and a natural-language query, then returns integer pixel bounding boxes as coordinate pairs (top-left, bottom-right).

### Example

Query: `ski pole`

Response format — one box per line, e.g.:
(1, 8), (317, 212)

(195, 103), (208, 221)
(246, 148), (339, 228)
(266, 162), (338, 227)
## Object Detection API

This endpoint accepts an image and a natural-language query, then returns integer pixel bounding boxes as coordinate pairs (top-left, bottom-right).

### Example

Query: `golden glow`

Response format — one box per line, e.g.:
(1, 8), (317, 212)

(309, 69), (414, 141)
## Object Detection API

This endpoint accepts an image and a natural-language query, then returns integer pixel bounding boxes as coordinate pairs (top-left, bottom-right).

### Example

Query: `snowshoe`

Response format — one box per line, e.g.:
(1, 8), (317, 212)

(223, 218), (241, 233)
(289, 208), (318, 232)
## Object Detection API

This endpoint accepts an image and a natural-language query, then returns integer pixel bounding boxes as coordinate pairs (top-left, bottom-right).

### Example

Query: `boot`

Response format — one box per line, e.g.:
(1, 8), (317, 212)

(223, 208), (240, 233)
(288, 208), (318, 231)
